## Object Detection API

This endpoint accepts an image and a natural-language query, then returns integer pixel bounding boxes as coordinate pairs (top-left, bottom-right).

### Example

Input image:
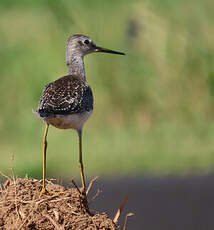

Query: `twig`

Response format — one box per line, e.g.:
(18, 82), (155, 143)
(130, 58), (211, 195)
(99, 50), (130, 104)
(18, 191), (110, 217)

(0, 171), (11, 180)
(3, 194), (70, 206)
(10, 154), (16, 180)
(0, 183), (3, 193)
(17, 208), (35, 230)
(43, 214), (64, 230)
(71, 179), (81, 195)
(79, 195), (83, 212)
(49, 197), (70, 203)
(46, 178), (57, 185)
(35, 196), (60, 205)
(86, 176), (98, 195)
(123, 213), (134, 230)
(113, 194), (129, 224)
(13, 176), (21, 221)
(89, 188), (102, 203)
(91, 217), (98, 230)
(17, 216), (29, 230)
(10, 155), (20, 221)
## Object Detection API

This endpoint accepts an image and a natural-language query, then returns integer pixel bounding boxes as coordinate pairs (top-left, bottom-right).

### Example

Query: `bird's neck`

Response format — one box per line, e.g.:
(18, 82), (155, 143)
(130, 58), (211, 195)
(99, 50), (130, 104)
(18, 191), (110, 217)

(67, 55), (86, 81)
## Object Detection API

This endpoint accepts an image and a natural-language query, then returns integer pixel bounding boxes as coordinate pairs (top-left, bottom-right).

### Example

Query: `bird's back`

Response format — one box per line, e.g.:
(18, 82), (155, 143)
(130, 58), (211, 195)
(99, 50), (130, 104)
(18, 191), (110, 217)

(37, 75), (93, 118)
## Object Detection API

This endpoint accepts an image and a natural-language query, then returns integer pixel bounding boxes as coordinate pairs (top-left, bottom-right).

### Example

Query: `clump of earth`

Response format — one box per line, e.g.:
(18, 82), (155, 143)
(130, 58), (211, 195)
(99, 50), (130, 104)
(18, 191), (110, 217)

(0, 177), (120, 230)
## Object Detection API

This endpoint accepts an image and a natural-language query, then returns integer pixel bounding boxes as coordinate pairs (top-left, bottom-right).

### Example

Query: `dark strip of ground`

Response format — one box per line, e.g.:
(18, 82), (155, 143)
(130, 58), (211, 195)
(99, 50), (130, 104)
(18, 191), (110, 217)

(88, 174), (214, 230)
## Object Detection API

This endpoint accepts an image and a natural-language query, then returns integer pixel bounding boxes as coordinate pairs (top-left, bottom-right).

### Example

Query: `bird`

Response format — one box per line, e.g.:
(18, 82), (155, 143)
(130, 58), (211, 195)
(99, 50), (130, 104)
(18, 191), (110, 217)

(34, 34), (125, 197)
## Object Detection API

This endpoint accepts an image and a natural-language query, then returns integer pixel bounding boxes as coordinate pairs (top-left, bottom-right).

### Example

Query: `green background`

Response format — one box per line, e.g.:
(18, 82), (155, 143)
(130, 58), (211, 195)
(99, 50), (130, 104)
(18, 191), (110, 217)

(1, 0), (214, 180)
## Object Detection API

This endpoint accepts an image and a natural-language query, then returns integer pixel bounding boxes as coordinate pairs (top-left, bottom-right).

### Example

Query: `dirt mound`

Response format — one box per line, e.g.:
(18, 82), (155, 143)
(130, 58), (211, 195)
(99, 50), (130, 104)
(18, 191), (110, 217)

(0, 177), (120, 230)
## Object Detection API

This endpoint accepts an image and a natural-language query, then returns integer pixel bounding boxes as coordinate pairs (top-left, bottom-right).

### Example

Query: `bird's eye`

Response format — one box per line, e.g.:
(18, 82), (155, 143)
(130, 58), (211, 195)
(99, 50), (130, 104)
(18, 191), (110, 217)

(84, 39), (89, 45)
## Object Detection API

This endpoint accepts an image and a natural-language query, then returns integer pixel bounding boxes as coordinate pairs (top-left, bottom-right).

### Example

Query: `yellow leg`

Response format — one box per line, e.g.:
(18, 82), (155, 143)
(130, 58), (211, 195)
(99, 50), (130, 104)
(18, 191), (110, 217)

(40, 123), (49, 197)
(78, 129), (86, 193)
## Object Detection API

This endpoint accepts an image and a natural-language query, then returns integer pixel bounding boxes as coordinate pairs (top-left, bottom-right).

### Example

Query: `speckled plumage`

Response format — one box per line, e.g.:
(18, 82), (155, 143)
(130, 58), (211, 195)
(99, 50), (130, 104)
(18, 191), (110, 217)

(38, 75), (93, 117)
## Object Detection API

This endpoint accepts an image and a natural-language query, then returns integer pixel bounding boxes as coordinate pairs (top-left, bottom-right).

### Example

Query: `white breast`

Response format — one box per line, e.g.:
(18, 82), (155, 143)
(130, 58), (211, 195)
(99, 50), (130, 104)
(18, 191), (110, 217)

(35, 110), (93, 131)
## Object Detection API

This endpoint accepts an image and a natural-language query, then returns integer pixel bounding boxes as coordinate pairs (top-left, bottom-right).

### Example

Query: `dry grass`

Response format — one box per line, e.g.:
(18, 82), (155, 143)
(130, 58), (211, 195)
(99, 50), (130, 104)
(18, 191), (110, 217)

(0, 177), (120, 230)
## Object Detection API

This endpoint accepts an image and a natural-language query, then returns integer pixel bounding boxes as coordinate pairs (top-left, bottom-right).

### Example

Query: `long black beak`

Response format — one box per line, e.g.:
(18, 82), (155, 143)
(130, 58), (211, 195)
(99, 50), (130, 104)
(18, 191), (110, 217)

(95, 46), (125, 55)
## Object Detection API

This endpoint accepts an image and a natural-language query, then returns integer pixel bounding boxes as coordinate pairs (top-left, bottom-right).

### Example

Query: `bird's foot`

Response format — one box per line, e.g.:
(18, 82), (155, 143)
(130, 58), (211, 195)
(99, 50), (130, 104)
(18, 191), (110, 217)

(39, 187), (64, 198)
(79, 188), (91, 214)
(49, 191), (65, 196)
(39, 187), (49, 197)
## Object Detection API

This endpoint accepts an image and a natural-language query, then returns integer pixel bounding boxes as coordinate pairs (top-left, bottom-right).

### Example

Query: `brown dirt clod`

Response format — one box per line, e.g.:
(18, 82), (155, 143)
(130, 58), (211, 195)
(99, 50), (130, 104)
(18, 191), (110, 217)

(0, 178), (120, 230)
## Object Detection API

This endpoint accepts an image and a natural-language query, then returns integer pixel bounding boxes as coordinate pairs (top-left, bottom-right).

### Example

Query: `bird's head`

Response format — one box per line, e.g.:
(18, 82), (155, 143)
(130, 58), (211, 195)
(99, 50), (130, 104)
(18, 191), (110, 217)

(66, 34), (125, 58)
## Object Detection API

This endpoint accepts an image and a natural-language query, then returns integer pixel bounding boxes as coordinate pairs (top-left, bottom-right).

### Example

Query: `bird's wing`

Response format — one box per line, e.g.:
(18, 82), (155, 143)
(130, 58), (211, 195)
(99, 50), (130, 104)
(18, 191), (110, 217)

(37, 75), (93, 117)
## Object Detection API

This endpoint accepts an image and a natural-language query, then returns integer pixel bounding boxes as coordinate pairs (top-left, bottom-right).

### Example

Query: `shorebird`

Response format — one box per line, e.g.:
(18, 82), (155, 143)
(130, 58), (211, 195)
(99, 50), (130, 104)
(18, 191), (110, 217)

(34, 34), (125, 196)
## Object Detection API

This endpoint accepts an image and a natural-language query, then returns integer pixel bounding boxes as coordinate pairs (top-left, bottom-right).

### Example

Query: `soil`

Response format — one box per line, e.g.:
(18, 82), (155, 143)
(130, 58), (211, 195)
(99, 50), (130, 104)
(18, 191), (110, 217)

(0, 177), (120, 230)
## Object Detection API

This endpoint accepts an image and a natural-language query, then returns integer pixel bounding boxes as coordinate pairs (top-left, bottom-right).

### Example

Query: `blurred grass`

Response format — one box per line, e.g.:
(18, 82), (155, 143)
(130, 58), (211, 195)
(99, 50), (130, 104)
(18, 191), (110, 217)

(1, 0), (214, 179)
